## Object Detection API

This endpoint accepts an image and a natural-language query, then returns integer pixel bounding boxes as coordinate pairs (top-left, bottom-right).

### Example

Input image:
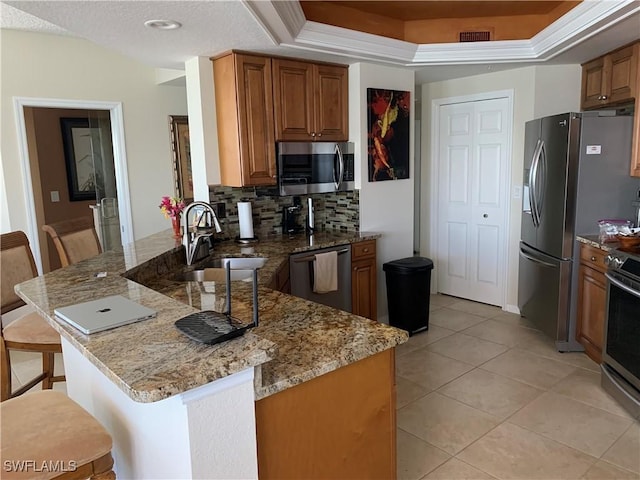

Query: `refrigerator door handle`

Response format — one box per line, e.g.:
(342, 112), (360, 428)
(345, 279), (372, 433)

(535, 141), (547, 221)
(519, 248), (556, 268)
(529, 139), (543, 227)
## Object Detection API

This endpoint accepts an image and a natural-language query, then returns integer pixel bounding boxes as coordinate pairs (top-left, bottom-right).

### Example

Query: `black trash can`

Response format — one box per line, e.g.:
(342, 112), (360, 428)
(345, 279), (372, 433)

(383, 257), (434, 335)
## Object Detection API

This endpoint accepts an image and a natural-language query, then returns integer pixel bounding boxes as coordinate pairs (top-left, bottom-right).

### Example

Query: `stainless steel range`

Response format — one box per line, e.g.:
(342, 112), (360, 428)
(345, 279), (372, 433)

(602, 248), (640, 420)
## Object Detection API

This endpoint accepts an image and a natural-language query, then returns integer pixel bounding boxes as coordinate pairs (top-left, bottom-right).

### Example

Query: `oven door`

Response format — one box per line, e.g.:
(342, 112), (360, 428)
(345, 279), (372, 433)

(603, 270), (640, 392)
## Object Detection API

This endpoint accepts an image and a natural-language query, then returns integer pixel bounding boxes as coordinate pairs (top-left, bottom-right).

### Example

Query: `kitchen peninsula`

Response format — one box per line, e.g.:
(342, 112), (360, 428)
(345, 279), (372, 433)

(15, 229), (407, 479)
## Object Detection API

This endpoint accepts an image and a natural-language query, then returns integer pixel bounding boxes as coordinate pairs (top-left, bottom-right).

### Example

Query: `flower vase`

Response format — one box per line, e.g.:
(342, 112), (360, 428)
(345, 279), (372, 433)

(171, 215), (182, 239)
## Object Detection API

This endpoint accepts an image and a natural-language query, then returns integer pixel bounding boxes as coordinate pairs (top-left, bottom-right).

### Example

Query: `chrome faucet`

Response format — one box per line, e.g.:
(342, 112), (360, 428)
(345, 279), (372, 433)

(182, 201), (223, 265)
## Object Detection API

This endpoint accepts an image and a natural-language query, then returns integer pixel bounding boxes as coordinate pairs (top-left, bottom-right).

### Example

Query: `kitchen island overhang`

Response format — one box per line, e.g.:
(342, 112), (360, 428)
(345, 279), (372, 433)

(15, 229), (407, 478)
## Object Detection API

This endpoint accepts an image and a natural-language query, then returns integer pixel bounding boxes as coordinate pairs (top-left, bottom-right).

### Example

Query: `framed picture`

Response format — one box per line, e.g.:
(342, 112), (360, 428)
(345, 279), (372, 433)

(366, 88), (411, 182)
(169, 115), (193, 202)
(60, 117), (98, 201)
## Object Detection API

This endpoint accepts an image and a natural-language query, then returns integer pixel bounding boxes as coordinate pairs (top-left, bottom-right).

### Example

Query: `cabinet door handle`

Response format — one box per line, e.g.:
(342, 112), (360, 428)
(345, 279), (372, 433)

(363, 248), (369, 253)
(591, 256), (597, 261)
(598, 95), (608, 101)
(311, 132), (316, 137)
(317, 133), (322, 137)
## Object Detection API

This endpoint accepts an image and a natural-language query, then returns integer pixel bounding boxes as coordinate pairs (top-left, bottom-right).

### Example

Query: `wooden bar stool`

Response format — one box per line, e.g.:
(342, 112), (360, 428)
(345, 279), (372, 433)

(42, 217), (102, 268)
(1, 231), (64, 401)
(0, 388), (115, 479)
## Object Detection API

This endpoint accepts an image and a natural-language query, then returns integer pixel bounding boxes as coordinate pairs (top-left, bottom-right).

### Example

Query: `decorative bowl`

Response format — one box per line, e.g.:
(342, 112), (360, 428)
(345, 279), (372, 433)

(616, 234), (640, 249)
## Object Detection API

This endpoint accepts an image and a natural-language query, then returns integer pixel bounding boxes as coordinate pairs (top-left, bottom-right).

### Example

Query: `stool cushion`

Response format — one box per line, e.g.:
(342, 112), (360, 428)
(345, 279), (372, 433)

(1, 391), (112, 480)
(3, 313), (61, 346)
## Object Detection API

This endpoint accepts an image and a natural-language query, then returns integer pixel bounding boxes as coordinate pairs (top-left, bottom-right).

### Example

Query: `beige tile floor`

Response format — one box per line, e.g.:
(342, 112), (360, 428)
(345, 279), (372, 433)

(8, 295), (639, 480)
(397, 294), (640, 480)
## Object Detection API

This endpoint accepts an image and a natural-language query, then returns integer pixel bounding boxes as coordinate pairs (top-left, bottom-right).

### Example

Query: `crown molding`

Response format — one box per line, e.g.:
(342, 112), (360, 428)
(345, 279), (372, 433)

(530, 0), (640, 59)
(242, 0), (305, 45)
(245, 0), (639, 66)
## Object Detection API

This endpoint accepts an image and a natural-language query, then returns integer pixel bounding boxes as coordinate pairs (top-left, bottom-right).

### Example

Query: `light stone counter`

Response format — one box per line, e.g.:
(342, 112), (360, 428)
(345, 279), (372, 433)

(16, 229), (407, 403)
(576, 234), (618, 252)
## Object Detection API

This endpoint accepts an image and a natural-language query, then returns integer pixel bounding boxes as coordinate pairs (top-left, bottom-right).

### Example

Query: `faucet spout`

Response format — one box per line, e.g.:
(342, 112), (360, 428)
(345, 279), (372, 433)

(182, 201), (223, 265)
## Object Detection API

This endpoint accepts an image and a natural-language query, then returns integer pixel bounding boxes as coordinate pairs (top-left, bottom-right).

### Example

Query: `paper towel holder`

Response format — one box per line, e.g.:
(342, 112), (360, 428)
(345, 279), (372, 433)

(235, 235), (258, 244)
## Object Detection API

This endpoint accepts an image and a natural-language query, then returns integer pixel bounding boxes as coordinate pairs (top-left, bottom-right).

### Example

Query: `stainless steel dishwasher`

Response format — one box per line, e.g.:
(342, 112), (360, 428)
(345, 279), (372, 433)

(289, 245), (352, 312)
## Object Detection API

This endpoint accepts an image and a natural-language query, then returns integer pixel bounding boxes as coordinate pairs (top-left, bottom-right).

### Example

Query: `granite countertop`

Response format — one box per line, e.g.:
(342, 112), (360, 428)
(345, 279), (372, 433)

(16, 229), (407, 403)
(576, 234), (618, 252)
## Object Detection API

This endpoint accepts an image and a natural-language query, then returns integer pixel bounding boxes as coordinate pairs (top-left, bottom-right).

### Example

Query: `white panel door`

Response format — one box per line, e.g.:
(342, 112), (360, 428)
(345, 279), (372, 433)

(437, 97), (510, 306)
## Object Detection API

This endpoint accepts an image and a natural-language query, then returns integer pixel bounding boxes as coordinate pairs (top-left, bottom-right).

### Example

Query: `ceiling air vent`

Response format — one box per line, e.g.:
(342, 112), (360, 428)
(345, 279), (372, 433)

(459, 31), (491, 42)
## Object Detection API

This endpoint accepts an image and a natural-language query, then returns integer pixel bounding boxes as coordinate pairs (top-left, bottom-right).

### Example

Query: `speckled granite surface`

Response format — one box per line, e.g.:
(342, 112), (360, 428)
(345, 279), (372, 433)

(16, 229), (407, 403)
(576, 234), (618, 252)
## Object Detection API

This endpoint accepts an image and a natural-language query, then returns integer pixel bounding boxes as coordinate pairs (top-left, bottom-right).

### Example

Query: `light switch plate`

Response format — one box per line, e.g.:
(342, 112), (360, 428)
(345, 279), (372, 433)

(513, 185), (521, 199)
(50, 191), (60, 202)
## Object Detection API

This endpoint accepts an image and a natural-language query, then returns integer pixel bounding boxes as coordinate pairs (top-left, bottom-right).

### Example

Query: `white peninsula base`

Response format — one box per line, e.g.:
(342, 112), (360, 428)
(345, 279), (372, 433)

(61, 337), (259, 479)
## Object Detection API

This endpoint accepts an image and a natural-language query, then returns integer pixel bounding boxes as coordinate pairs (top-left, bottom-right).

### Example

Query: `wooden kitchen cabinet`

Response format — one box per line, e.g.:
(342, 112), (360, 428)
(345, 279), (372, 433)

(632, 65), (640, 177)
(576, 243), (608, 363)
(351, 240), (377, 321)
(255, 349), (396, 479)
(212, 52), (277, 187)
(581, 43), (638, 110)
(272, 58), (348, 142)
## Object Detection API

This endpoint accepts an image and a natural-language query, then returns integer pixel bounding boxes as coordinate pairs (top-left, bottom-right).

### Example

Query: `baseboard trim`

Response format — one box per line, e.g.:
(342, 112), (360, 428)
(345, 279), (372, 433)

(503, 304), (520, 315)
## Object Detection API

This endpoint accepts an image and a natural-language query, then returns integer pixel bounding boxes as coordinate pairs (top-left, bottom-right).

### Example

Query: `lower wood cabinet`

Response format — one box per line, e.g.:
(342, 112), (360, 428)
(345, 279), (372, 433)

(351, 240), (377, 320)
(255, 348), (396, 479)
(576, 243), (607, 363)
(268, 258), (290, 294)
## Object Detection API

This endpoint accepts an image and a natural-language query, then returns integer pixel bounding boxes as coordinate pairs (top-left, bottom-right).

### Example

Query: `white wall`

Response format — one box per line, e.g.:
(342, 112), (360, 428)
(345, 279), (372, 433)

(349, 63), (415, 321)
(534, 65), (582, 118)
(0, 30), (187, 241)
(420, 65), (580, 311)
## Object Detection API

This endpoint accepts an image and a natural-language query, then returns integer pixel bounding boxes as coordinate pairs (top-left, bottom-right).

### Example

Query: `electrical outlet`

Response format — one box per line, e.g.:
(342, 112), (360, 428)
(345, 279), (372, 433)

(215, 202), (226, 219)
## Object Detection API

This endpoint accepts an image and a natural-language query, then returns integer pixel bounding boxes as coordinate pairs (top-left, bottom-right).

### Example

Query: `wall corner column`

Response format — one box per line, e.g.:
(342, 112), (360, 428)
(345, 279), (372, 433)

(185, 56), (221, 201)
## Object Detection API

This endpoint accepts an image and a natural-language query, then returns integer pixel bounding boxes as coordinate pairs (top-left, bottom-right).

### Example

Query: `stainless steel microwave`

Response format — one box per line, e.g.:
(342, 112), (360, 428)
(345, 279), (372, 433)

(277, 142), (355, 196)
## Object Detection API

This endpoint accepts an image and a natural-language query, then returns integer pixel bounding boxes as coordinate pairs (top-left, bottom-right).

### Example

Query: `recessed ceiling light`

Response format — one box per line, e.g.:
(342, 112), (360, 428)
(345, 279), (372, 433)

(144, 19), (182, 30)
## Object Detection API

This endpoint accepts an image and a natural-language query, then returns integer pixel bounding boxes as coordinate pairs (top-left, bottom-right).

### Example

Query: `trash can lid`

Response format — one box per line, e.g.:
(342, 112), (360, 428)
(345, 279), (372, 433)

(383, 256), (434, 273)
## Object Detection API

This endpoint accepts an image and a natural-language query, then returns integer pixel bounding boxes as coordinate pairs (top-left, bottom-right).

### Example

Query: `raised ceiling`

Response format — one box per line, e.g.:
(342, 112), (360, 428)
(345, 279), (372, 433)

(1, 1), (638, 84)
(300, 1), (582, 43)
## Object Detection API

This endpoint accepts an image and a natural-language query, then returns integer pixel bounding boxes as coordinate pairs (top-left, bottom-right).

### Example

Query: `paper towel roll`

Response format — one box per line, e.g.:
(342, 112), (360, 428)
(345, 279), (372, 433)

(238, 202), (254, 239)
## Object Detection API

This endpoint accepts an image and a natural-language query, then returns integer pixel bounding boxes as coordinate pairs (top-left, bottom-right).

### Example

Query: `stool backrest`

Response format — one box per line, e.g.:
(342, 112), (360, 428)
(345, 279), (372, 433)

(42, 216), (101, 267)
(0, 231), (38, 314)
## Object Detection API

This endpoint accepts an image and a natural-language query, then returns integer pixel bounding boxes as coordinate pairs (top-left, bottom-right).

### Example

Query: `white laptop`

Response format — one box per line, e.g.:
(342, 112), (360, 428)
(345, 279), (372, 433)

(54, 295), (157, 334)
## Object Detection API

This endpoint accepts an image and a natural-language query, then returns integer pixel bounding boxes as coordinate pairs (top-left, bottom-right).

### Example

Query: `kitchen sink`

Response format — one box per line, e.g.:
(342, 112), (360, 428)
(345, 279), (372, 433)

(173, 257), (267, 282)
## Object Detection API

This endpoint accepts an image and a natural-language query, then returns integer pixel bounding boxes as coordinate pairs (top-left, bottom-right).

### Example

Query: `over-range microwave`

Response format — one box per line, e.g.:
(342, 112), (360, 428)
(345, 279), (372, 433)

(277, 142), (355, 196)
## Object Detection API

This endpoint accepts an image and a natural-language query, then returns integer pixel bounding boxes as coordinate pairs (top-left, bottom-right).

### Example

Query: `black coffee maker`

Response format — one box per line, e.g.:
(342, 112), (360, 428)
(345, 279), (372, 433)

(282, 197), (304, 234)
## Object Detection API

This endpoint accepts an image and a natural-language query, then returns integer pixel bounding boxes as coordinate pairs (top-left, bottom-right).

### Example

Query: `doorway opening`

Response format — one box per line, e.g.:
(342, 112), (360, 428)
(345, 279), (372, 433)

(14, 97), (133, 273)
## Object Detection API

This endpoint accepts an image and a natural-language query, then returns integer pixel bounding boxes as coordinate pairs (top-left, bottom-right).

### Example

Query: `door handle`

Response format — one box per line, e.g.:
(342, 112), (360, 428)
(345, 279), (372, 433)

(606, 273), (640, 300)
(536, 141), (546, 218)
(333, 144), (344, 189)
(529, 139), (543, 227)
(519, 249), (556, 268)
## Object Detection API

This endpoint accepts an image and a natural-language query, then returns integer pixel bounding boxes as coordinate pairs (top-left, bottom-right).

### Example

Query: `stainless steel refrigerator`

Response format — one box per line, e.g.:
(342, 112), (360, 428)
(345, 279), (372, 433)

(518, 112), (639, 351)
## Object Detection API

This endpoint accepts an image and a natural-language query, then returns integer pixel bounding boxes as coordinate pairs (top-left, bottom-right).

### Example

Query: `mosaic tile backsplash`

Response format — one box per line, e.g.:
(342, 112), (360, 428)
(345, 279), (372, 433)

(208, 186), (360, 237)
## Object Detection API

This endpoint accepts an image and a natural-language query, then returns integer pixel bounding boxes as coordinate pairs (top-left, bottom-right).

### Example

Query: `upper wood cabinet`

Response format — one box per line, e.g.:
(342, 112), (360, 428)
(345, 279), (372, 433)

(581, 41), (640, 177)
(581, 43), (638, 110)
(633, 63), (640, 177)
(272, 58), (348, 142)
(212, 52), (277, 187)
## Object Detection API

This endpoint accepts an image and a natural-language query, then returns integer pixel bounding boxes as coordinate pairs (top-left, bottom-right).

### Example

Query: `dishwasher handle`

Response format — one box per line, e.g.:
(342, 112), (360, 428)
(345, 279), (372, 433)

(292, 248), (350, 263)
